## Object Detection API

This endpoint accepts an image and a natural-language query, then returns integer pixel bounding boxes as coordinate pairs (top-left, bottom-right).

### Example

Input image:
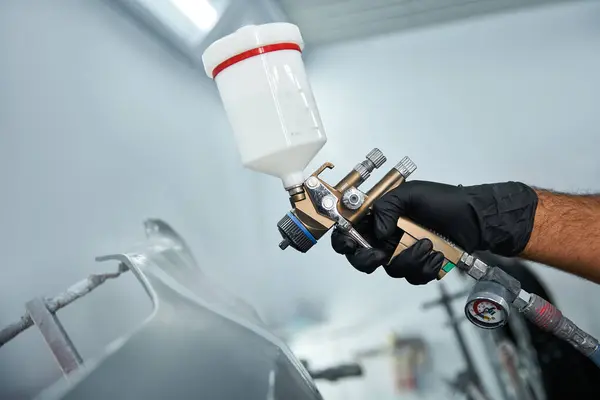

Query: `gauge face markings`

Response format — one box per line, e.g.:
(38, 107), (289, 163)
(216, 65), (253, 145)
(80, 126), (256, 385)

(467, 299), (506, 326)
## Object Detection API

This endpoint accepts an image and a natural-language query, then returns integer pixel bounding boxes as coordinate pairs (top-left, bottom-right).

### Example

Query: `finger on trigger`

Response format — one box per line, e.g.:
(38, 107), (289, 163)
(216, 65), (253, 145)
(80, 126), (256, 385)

(331, 229), (357, 254)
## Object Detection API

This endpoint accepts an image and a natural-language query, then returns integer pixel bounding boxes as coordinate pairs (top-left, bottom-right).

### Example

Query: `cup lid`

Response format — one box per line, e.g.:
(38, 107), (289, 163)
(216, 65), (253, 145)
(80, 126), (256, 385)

(202, 23), (304, 79)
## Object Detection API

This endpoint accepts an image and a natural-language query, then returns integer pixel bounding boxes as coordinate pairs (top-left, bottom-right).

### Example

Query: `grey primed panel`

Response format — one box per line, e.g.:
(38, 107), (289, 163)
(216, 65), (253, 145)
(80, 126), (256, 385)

(37, 219), (322, 400)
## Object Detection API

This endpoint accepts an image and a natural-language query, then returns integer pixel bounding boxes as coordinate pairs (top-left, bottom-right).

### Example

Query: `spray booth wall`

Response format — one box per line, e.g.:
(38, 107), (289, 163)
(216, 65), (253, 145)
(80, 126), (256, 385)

(291, 2), (600, 399)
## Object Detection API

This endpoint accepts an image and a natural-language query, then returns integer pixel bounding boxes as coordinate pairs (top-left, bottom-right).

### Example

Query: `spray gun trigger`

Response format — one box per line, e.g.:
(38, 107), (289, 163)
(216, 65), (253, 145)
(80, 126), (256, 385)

(336, 221), (372, 249)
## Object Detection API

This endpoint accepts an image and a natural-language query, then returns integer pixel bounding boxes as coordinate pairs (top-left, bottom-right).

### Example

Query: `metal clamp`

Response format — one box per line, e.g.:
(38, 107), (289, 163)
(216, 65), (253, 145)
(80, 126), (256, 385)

(304, 178), (372, 249)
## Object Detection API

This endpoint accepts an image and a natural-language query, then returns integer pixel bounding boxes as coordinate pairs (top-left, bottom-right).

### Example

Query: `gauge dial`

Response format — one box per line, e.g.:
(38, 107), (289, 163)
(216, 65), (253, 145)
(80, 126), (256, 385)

(466, 299), (507, 328)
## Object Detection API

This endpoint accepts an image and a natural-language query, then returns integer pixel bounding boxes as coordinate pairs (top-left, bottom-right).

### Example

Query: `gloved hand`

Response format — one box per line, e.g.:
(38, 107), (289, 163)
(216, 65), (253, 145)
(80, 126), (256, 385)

(331, 180), (538, 285)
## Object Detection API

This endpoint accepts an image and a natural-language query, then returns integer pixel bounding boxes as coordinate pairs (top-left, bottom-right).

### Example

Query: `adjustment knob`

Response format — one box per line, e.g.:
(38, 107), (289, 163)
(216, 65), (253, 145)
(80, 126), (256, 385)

(395, 156), (417, 178)
(342, 188), (365, 210)
(354, 148), (387, 181)
(366, 148), (386, 169)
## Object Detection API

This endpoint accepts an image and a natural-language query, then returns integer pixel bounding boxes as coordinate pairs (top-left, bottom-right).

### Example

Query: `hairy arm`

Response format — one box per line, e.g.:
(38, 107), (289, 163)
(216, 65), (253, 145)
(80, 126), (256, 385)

(522, 190), (600, 283)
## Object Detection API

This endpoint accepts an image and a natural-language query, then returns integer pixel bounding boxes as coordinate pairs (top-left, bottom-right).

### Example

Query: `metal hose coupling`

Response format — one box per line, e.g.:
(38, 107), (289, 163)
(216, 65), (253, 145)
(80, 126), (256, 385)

(521, 293), (599, 359)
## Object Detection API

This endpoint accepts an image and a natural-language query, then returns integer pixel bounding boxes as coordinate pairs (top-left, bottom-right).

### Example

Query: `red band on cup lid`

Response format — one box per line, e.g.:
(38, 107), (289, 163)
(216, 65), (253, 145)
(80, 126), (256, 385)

(212, 42), (301, 79)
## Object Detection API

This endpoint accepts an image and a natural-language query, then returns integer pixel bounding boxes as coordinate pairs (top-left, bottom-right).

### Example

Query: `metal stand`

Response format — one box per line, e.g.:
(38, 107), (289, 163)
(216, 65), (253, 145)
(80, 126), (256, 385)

(25, 298), (83, 375)
(0, 263), (128, 377)
(422, 283), (492, 400)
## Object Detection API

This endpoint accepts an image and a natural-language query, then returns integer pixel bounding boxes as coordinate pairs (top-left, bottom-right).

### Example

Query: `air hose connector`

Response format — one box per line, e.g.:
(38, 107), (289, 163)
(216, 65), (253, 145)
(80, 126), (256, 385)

(521, 293), (599, 358)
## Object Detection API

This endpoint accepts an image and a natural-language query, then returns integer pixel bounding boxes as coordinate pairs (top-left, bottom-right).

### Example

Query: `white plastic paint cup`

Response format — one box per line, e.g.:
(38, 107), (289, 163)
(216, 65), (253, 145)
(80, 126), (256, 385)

(202, 23), (327, 189)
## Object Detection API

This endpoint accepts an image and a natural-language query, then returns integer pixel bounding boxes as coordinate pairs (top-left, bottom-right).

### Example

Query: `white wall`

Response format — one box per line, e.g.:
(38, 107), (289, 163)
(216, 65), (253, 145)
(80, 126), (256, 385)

(292, 2), (600, 399)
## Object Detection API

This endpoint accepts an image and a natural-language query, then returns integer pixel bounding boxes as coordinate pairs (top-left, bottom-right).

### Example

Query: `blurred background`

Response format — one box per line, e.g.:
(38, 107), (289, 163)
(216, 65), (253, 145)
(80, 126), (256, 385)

(1, 0), (600, 398)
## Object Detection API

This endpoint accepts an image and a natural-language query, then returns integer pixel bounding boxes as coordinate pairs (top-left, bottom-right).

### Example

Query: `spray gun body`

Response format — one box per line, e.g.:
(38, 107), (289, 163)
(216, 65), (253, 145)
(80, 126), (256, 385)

(277, 148), (461, 282)
(277, 149), (408, 250)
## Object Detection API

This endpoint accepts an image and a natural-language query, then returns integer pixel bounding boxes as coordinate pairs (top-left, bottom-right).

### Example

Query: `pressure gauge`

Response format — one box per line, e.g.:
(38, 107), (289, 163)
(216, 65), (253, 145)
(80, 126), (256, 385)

(465, 281), (511, 329)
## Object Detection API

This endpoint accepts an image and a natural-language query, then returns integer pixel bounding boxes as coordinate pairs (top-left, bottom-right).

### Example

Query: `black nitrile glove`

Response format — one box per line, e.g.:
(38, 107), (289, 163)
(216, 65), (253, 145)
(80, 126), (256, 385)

(331, 180), (538, 285)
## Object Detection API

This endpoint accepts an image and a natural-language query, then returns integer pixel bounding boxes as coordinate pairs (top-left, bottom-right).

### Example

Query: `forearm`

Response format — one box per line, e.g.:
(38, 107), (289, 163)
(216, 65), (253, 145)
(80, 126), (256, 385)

(522, 189), (600, 283)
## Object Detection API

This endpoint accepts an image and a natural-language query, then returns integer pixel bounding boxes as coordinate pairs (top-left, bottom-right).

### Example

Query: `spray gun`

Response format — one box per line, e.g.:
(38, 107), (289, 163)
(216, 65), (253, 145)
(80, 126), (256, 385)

(276, 151), (417, 254)
(270, 147), (463, 283)
(202, 23), (600, 367)
(275, 150), (455, 281)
